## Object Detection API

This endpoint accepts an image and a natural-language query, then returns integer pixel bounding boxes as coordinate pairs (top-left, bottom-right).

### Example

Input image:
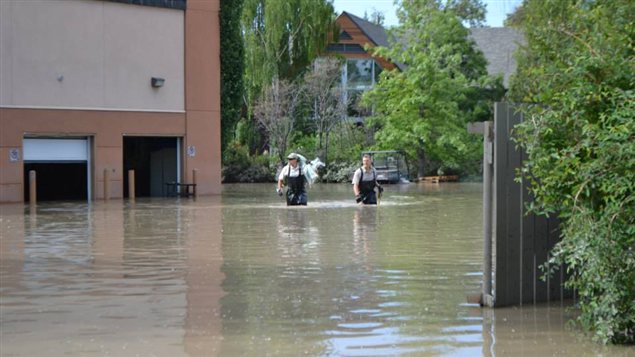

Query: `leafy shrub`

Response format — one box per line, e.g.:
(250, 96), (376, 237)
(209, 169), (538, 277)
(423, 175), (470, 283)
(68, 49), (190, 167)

(222, 143), (277, 183)
(320, 160), (358, 183)
(289, 134), (317, 159)
(511, 0), (634, 344)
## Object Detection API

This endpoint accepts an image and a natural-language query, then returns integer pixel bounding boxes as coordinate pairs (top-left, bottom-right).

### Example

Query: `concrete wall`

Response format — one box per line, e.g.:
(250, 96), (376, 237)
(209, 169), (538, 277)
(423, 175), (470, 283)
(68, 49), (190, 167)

(0, 108), (186, 202)
(183, 0), (222, 195)
(0, 0), (184, 111)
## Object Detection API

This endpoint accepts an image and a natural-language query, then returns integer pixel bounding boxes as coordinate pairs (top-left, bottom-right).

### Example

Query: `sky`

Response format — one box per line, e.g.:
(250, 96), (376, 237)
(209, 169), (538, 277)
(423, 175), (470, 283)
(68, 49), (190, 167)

(332, 0), (523, 28)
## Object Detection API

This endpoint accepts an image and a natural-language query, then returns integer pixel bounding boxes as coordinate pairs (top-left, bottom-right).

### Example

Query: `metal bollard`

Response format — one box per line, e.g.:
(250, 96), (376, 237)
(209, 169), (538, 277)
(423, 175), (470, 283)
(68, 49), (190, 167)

(29, 170), (37, 205)
(103, 169), (110, 201)
(192, 168), (198, 197)
(128, 170), (135, 199)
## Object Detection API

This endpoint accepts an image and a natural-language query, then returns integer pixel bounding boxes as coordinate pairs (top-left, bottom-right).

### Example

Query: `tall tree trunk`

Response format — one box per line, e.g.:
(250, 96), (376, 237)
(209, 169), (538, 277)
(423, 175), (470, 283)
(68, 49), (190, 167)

(416, 146), (426, 178)
(323, 133), (329, 164)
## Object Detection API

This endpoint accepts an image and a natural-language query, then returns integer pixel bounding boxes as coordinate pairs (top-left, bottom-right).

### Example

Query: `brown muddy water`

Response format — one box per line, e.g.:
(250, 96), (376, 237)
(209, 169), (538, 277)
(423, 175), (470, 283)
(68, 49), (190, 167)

(1, 183), (632, 356)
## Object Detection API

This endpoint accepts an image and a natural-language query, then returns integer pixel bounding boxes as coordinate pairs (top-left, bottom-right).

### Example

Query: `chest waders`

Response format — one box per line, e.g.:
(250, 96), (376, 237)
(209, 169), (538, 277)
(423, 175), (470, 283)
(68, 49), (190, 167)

(286, 166), (307, 206)
(359, 169), (377, 205)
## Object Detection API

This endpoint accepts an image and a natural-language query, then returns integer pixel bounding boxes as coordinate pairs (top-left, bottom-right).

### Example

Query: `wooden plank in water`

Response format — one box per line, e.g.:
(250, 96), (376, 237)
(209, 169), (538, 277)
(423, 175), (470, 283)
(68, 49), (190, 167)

(418, 175), (459, 183)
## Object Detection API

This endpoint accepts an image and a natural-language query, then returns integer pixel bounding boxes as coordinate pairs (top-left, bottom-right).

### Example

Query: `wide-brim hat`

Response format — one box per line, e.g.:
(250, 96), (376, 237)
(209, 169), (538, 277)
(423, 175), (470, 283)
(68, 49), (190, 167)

(287, 153), (299, 159)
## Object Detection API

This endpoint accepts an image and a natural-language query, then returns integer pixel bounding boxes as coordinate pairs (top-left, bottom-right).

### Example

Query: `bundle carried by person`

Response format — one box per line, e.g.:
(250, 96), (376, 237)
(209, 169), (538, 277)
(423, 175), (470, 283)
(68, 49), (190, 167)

(296, 153), (325, 185)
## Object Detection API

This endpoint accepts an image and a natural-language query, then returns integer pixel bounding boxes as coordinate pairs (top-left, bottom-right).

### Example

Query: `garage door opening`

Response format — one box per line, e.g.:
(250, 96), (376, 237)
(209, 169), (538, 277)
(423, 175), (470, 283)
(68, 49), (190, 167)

(24, 163), (87, 201)
(123, 137), (179, 198)
(23, 138), (91, 202)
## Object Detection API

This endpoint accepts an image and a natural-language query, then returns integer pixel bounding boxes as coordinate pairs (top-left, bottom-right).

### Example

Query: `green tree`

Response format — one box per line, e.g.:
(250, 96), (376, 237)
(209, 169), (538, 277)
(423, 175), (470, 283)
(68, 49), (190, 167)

(362, 0), (502, 177)
(303, 57), (348, 164)
(254, 79), (303, 163)
(503, 0), (527, 27)
(240, 0), (337, 153)
(220, 0), (245, 154)
(363, 8), (386, 26)
(509, 0), (634, 344)
(445, 0), (487, 27)
(242, 0), (337, 112)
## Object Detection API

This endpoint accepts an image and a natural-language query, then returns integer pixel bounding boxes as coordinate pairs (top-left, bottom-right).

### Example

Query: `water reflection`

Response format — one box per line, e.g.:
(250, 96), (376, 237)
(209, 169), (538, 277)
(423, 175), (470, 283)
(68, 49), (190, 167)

(1, 198), (225, 356)
(218, 184), (483, 356)
(352, 207), (377, 254)
(481, 304), (634, 357)
(1, 184), (631, 356)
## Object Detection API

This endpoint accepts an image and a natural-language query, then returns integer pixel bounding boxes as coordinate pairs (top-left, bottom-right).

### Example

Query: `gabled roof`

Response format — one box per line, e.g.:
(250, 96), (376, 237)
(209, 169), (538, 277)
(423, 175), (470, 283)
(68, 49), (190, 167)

(469, 27), (525, 87)
(335, 12), (405, 71)
(335, 12), (525, 84)
(340, 11), (390, 47)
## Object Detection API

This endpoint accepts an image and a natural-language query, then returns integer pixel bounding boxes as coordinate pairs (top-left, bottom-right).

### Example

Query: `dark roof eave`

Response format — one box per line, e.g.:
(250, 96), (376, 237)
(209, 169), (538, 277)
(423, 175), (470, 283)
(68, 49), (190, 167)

(340, 11), (379, 47)
(337, 11), (403, 71)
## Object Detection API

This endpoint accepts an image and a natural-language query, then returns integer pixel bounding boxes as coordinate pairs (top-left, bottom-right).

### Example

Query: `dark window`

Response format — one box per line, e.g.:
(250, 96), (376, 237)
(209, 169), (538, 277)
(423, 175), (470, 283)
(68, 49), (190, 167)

(106, 0), (186, 10)
(339, 31), (353, 40)
(326, 43), (366, 54)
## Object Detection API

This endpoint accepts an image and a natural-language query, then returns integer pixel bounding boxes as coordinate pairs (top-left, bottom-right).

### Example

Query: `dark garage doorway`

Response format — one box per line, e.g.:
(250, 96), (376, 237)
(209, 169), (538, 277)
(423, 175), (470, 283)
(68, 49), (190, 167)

(123, 137), (178, 198)
(24, 162), (88, 201)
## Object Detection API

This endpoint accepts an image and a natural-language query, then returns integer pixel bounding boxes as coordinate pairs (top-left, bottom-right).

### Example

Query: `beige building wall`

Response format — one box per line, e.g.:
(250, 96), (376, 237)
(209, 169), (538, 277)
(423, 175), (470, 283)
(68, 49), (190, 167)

(0, 0), (221, 202)
(0, 108), (187, 202)
(0, 0), (184, 111)
(183, 0), (222, 195)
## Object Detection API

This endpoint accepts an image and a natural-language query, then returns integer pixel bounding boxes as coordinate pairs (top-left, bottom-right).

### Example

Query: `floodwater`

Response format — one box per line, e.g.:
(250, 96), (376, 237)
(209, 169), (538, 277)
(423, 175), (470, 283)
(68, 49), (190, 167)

(1, 183), (632, 356)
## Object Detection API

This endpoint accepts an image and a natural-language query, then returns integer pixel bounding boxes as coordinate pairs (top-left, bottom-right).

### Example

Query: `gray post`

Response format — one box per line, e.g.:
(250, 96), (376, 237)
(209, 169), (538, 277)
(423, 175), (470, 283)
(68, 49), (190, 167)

(128, 170), (135, 199)
(482, 121), (494, 306)
(192, 168), (198, 197)
(29, 170), (37, 205)
(467, 121), (495, 306)
(103, 169), (110, 201)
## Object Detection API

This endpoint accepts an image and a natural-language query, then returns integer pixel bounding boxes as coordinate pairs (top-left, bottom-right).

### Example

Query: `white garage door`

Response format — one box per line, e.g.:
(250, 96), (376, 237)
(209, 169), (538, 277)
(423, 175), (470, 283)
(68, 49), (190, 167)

(23, 138), (89, 161)
(23, 137), (92, 200)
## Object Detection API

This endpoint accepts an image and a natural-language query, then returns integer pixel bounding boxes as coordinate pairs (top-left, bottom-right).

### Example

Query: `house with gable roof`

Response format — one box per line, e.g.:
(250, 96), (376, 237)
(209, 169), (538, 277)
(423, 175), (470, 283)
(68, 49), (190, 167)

(326, 11), (524, 122)
(325, 11), (403, 122)
(469, 27), (525, 88)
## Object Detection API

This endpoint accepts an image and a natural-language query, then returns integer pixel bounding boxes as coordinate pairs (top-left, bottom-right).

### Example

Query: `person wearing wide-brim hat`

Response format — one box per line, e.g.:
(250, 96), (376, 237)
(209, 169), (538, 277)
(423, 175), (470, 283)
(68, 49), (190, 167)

(277, 153), (308, 206)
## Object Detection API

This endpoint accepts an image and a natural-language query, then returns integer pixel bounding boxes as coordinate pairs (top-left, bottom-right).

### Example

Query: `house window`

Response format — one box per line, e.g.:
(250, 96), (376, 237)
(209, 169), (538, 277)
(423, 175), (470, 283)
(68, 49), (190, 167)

(339, 31), (353, 40)
(344, 59), (382, 90)
(326, 43), (366, 53)
(342, 59), (382, 117)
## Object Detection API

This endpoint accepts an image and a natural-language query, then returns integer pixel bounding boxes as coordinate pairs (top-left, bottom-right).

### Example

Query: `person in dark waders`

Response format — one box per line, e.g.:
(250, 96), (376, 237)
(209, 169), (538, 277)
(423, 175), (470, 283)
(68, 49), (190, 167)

(352, 154), (383, 205)
(277, 153), (308, 206)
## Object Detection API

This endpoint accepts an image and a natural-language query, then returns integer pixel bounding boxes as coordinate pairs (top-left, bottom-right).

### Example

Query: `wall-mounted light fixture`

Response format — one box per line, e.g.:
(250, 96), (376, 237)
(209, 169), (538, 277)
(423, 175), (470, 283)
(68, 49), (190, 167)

(151, 77), (165, 88)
